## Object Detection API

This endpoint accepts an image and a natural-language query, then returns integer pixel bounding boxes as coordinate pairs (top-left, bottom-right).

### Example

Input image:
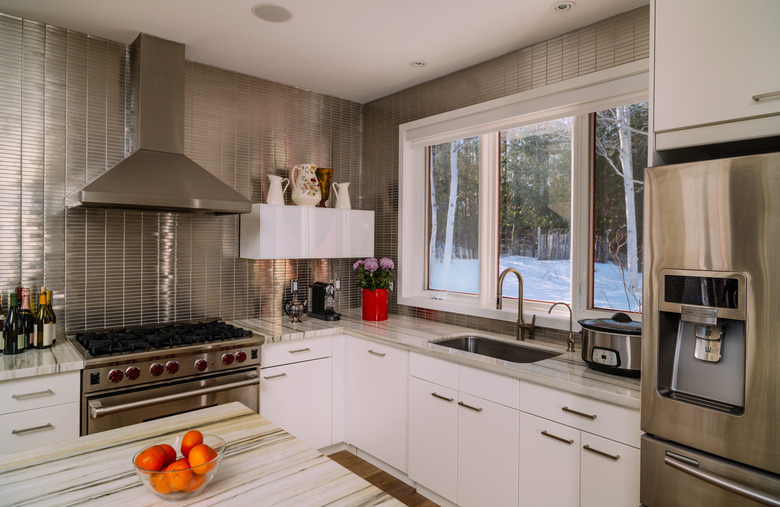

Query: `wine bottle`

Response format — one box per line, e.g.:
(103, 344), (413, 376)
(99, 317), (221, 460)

(20, 288), (34, 350)
(36, 289), (55, 348)
(0, 294), (6, 330)
(46, 290), (57, 346)
(3, 293), (24, 355)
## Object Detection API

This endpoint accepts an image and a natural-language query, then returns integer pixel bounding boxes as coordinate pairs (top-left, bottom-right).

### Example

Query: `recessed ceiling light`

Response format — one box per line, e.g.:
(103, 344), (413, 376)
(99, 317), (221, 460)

(409, 61), (426, 68)
(551, 1), (576, 12)
(252, 4), (293, 23)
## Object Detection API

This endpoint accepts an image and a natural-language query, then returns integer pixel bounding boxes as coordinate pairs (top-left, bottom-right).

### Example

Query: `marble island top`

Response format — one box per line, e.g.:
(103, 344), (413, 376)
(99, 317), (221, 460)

(0, 341), (83, 381)
(0, 402), (400, 506)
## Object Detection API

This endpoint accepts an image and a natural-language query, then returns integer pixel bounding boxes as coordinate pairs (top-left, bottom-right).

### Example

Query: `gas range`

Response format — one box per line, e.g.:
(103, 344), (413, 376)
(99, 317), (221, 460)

(68, 320), (264, 394)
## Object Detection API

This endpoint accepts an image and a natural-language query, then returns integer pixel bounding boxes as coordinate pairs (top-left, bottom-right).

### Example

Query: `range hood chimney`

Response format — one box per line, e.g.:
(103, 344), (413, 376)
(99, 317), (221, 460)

(66, 34), (251, 215)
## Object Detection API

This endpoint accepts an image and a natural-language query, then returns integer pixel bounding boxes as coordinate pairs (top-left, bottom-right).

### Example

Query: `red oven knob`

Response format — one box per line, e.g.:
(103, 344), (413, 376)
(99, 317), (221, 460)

(125, 366), (141, 381)
(221, 353), (235, 365)
(108, 369), (124, 383)
(194, 359), (208, 372)
(165, 361), (179, 374)
(235, 351), (247, 363)
(149, 363), (164, 377)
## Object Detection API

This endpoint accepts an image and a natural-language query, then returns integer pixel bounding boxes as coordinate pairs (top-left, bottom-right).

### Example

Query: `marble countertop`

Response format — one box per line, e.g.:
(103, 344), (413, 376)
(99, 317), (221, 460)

(0, 341), (83, 381)
(0, 402), (400, 506)
(233, 309), (641, 409)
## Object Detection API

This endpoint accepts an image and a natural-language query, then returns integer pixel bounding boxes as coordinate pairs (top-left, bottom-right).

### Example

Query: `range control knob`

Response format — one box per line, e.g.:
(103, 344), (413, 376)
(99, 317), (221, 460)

(165, 361), (180, 374)
(149, 363), (164, 377)
(194, 359), (208, 372)
(221, 353), (235, 365)
(125, 366), (141, 381)
(108, 369), (124, 383)
(235, 351), (247, 363)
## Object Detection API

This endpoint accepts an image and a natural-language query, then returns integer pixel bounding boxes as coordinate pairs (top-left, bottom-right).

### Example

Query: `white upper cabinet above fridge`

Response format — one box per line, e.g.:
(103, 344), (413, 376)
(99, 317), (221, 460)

(239, 204), (374, 259)
(653, 0), (780, 150)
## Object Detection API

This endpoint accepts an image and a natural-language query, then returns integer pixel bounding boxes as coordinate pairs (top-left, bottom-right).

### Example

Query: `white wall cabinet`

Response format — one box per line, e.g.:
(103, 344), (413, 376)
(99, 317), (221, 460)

(240, 203), (374, 259)
(348, 337), (408, 473)
(260, 337), (333, 450)
(653, 0), (780, 150)
(0, 371), (80, 454)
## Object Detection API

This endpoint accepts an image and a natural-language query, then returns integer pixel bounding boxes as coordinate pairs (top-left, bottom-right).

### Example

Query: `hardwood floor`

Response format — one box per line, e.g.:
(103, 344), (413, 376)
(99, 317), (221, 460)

(328, 451), (439, 507)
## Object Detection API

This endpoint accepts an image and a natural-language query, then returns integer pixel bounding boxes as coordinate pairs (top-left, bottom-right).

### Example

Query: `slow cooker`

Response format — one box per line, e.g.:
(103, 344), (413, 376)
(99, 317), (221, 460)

(578, 312), (641, 377)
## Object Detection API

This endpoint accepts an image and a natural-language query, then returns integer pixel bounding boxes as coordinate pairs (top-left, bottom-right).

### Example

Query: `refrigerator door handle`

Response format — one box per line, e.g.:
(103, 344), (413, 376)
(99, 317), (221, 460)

(664, 454), (780, 507)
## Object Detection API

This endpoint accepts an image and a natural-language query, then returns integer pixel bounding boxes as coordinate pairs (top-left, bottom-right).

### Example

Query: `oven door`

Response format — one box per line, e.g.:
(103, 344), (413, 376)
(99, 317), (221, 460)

(83, 368), (259, 435)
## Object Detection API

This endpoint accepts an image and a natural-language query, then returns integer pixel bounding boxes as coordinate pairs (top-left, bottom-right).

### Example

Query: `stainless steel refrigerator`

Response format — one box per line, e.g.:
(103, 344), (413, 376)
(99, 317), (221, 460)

(641, 152), (780, 506)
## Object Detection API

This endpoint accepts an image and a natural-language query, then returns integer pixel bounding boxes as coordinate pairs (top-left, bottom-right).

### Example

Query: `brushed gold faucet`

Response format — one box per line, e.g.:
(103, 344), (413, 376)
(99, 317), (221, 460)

(497, 267), (536, 340)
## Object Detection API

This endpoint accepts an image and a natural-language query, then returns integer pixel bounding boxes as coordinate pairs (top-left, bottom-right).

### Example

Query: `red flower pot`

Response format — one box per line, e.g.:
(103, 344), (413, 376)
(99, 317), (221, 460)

(362, 288), (389, 321)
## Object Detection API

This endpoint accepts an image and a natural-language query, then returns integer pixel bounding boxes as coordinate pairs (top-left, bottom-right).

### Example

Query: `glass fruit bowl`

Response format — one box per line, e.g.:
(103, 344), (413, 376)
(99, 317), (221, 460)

(132, 434), (226, 501)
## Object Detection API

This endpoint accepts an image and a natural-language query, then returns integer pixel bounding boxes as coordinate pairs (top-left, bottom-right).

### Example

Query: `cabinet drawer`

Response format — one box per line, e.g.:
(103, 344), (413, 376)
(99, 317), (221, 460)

(519, 381), (640, 447)
(0, 371), (80, 415)
(262, 336), (333, 368)
(459, 364), (519, 410)
(409, 352), (457, 388)
(0, 402), (80, 454)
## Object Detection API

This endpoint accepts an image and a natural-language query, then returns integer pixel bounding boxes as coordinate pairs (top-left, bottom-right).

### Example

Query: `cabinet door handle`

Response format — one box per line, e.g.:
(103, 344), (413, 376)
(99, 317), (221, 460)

(12, 423), (54, 435)
(562, 406), (597, 420)
(12, 389), (54, 400)
(288, 347), (311, 354)
(752, 90), (780, 101)
(368, 349), (386, 357)
(458, 401), (483, 412)
(263, 373), (287, 380)
(541, 430), (574, 445)
(583, 444), (620, 461)
(431, 392), (454, 402)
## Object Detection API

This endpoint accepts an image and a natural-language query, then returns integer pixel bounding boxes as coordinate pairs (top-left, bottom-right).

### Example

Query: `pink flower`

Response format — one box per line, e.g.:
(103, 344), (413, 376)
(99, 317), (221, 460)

(352, 260), (364, 270)
(379, 258), (394, 271)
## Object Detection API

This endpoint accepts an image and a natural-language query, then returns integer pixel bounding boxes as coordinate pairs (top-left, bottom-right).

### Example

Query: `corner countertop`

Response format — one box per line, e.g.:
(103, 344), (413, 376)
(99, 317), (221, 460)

(232, 309), (641, 410)
(0, 402), (400, 506)
(0, 341), (83, 381)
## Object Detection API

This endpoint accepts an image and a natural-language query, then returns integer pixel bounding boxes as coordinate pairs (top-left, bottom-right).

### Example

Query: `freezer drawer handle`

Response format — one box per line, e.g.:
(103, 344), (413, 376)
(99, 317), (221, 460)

(12, 389), (54, 400)
(288, 348), (311, 354)
(458, 401), (483, 412)
(665, 454), (780, 507)
(368, 350), (386, 357)
(541, 430), (574, 445)
(583, 444), (620, 461)
(263, 373), (287, 380)
(562, 406), (597, 420)
(431, 392), (454, 403)
(88, 375), (260, 419)
(12, 423), (54, 435)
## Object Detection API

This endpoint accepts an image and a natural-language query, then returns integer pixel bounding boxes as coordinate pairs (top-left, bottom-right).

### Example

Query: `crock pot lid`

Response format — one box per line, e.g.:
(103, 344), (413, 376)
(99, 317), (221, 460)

(578, 312), (642, 335)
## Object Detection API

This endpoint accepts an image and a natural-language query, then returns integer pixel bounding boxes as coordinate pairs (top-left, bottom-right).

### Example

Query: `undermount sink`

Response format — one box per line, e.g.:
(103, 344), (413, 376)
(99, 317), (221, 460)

(430, 335), (562, 364)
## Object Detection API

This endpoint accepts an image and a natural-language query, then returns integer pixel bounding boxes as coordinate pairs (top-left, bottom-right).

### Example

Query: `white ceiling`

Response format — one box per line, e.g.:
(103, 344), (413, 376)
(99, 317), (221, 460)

(0, 0), (647, 104)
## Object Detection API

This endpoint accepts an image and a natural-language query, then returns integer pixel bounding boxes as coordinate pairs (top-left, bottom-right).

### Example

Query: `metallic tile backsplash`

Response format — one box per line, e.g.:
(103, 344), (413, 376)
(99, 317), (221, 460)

(0, 6), (648, 336)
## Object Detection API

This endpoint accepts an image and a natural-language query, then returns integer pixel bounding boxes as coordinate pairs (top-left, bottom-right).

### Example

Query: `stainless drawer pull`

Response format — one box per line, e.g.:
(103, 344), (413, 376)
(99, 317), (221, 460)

(12, 389), (54, 400)
(752, 90), (780, 101)
(12, 423), (54, 435)
(288, 348), (311, 353)
(583, 444), (620, 461)
(431, 392), (454, 402)
(263, 373), (287, 380)
(368, 350), (386, 357)
(541, 430), (574, 445)
(458, 401), (483, 412)
(562, 406), (597, 420)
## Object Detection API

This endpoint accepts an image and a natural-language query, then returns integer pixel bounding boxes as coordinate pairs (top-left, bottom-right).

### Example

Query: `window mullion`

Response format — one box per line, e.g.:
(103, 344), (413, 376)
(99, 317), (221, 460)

(478, 132), (499, 306)
(571, 114), (591, 321)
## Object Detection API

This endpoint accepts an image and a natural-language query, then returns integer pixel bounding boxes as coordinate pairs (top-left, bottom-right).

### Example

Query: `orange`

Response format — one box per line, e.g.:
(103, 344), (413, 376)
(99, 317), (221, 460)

(159, 444), (177, 467)
(181, 473), (206, 492)
(149, 472), (172, 494)
(135, 445), (166, 472)
(181, 430), (203, 457)
(167, 458), (193, 492)
(188, 444), (218, 475)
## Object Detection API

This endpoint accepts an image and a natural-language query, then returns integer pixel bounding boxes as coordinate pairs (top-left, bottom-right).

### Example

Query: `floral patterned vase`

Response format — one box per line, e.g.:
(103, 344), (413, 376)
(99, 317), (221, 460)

(290, 164), (321, 206)
(362, 288), (389, 321)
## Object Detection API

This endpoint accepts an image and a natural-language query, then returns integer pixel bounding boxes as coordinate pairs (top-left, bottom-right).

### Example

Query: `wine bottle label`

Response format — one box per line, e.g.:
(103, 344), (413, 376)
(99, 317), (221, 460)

(43, 324), (55, 347)
(17, 333), (24, 350)
(29, 327), (37, 347)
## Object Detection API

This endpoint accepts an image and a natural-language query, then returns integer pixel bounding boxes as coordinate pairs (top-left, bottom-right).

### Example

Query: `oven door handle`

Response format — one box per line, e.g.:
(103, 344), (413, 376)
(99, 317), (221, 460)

(88, 375), (260, 419)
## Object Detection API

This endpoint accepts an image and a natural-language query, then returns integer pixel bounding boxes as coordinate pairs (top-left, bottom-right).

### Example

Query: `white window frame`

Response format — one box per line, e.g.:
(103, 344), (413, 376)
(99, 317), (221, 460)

(398, 60), (649, 331)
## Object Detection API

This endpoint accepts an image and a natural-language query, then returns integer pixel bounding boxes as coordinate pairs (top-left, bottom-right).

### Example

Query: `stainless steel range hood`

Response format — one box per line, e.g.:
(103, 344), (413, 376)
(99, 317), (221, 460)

(66, 34), (251, 215)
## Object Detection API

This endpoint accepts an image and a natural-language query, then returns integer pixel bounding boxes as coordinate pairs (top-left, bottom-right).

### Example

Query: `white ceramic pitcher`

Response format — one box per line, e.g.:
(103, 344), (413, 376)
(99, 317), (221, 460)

(332, 182), (351, 209)
(290, 164), (321, 207)
(266, 174), (290, 205)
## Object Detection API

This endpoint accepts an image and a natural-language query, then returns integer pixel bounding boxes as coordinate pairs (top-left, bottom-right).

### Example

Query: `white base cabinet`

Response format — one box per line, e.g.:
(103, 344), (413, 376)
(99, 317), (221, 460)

(348, 338), (408, 473)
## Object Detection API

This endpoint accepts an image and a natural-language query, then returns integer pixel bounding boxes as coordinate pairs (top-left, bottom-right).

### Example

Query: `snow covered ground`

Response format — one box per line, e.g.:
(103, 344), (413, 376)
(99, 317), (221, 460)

(429, 255), (642, 312)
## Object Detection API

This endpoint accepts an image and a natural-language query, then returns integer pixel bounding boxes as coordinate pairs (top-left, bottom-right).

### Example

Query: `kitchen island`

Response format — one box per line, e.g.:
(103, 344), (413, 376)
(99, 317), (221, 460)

(0, 402), (400, 506)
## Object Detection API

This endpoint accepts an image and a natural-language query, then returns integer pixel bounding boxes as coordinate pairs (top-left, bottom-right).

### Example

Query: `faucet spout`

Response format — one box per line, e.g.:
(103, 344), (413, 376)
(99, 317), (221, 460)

(497, 267), (535, 340)
(548, 302), (575, 352)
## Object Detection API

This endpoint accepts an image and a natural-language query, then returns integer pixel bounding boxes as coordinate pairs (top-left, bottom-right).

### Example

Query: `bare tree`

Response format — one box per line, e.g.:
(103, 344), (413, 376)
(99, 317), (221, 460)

(440, 140), (462, 289)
